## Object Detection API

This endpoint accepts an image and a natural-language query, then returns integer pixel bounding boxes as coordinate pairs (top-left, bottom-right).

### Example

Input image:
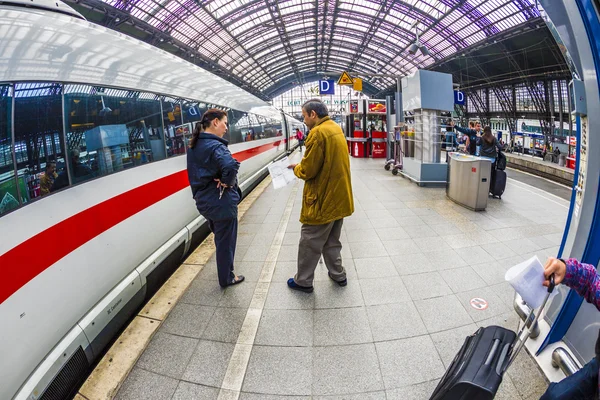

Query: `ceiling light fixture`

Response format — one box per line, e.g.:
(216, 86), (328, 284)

(407, 21), (431, 57)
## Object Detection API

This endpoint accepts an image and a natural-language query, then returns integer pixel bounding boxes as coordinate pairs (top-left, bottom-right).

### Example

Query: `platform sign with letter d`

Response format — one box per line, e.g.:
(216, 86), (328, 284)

(454, 90), (465, 105)
(319, 80), (335, 95)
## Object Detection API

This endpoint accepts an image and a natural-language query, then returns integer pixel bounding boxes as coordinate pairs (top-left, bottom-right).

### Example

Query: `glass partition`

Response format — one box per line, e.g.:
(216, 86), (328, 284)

(162, 97), (185, 158)
(63, 85), (164, 187)
(0, 85), (17, 215)
(0, 81), (284, 219)
(228, 109), (246, 145)
(13, 83), (66, 201)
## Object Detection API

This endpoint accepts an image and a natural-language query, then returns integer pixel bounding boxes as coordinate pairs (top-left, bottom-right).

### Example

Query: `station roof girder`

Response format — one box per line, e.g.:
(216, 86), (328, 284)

(66, 0), (566, 98)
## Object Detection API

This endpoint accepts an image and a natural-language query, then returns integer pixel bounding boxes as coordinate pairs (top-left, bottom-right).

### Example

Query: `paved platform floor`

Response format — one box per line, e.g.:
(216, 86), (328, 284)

(505, 169), (571, 201)
(116, 157), (568, 400)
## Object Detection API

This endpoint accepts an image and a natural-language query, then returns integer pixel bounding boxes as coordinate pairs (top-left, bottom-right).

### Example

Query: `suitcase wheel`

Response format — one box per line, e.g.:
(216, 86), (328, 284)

(385, 163), (391, 171)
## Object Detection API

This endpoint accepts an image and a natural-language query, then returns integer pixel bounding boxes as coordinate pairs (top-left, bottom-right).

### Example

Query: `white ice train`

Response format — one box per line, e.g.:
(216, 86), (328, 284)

(0, 2), (304, 399)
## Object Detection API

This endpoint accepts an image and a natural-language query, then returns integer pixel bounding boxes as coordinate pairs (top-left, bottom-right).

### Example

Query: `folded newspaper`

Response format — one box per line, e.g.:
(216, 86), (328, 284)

(268, 156), (297, 189)
(505, 255), (557, 309)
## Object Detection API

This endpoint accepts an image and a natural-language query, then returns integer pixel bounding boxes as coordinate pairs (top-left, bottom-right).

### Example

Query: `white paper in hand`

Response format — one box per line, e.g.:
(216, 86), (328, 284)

(267, 156), (297, 189)
(505, 255), (555, 309)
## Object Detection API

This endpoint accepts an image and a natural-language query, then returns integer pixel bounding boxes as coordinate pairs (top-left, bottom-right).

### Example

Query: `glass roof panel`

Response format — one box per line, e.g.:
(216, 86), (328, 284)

(95, 0), (539, 94)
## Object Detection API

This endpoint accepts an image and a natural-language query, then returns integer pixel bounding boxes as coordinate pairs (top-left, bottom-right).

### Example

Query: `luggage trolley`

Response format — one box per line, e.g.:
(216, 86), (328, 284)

(384, 124), (406, 175)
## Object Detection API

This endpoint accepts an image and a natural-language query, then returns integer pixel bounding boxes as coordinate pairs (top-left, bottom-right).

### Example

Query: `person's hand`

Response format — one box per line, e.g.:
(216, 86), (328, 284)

(288, 164), (298, 169)
(214, 179), (229, 188)
(450, 120), (455, 127)
(543, 257), (566, 287)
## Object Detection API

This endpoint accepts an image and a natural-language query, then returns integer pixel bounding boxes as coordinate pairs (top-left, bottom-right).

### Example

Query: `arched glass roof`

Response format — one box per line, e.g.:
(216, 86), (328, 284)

(97, 0), (540, 96)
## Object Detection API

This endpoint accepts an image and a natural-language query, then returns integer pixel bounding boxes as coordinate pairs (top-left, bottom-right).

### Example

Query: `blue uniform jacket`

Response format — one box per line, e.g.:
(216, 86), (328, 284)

(187, 132), (241, 221)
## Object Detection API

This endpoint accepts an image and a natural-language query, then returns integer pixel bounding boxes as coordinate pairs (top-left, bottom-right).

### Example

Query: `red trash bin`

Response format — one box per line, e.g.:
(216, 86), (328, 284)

(372, 141), (386, 158)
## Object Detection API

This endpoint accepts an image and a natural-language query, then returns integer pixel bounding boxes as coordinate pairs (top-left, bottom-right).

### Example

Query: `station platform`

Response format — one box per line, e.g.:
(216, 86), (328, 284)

(505, 153), (574, 186)
(114, 157), (568, 400)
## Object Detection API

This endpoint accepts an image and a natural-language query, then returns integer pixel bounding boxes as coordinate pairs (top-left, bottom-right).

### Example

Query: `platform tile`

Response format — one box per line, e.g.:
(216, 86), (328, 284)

(182, 340), (235, 387)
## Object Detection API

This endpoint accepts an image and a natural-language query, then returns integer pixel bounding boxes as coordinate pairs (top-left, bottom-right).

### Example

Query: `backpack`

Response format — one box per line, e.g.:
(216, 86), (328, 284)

(497, 152), (507, 170)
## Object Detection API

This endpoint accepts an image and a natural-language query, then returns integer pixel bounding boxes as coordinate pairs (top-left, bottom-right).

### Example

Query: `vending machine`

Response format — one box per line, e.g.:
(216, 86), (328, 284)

(345, 100), (368, 158)
(367, 99), (387, 158)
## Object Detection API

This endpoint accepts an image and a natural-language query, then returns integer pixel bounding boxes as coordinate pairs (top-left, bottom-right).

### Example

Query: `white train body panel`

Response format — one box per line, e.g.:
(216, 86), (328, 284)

(0, 6), (304, 399)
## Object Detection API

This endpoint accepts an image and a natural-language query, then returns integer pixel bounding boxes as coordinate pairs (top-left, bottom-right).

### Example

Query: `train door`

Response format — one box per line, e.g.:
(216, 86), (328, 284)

(282, 113), (291, 152)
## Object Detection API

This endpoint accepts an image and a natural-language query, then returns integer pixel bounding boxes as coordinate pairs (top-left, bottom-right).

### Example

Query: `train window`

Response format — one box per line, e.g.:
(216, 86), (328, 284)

(247, 114), (262, 140)
(13, 83), (67, 201)
(162, 97), (185, 158)
(228, 109), (246, 145)
(0, 85), (18, 216)
(256, 115), (275, 139)
(62, 85), (165, 187)
(182, 101), (207, 145)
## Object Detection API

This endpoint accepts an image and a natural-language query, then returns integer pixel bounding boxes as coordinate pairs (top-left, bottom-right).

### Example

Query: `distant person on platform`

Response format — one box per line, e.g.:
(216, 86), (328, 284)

(296, 128), (305, 151)
(451, 120), (481, 155)
(187, 109), (244, 288)
(444, 119), (458, 151)
(51, 149), (93, 191)
(287, 99), (354, 293)
(480, 126), (502, 162)
(40, 162), (57, 196)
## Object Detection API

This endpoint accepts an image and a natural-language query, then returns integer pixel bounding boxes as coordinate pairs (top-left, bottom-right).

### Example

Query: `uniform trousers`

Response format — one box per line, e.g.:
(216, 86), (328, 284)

(207, 217), (238, 287)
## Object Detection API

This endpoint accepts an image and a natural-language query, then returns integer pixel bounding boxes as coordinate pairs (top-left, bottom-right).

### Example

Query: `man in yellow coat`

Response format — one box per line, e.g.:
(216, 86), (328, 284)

(287, 99), (354, 293)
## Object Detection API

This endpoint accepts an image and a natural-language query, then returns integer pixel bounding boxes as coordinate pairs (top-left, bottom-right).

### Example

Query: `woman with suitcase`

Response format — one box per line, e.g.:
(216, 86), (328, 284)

(480, 126), (504, 198)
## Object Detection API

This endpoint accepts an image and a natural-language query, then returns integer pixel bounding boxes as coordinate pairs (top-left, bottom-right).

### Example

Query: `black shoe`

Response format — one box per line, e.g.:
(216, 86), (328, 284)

(287, 278), (314, 293)
(328, 272), (347, 287)
(225, 275), (245, 287)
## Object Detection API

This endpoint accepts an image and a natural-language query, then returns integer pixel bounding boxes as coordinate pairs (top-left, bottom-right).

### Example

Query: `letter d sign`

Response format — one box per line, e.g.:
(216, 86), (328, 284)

(454, 90), (465, 105)
(319, 80), (335, 95)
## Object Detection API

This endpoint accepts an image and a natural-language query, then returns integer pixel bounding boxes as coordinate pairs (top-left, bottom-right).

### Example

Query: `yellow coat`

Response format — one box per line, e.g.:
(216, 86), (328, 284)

(293, 117), (354, 225)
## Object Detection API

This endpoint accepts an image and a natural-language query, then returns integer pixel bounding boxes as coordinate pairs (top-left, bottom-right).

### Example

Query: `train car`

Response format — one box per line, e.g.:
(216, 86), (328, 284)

(0, 2), (304, 399)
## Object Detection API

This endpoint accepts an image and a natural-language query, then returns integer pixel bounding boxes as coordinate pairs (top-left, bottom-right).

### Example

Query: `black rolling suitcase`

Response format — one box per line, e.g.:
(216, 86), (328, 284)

(429, 276), (555, 400)
(491, 169), (506, 199)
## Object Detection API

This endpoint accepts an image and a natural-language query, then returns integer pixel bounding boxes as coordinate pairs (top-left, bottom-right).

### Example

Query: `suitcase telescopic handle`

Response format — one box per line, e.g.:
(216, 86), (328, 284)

(547, 274), (556, 293)
(504, 274), (556, 373)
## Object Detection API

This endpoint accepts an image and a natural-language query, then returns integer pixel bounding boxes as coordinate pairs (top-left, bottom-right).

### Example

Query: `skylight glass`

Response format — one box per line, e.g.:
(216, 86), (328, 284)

(96, 0), (539, 94)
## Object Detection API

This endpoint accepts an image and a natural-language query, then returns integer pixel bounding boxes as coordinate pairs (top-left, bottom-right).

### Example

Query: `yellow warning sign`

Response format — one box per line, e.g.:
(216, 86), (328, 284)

(337, 71), (354, 86)
(353, 77), (363, 92)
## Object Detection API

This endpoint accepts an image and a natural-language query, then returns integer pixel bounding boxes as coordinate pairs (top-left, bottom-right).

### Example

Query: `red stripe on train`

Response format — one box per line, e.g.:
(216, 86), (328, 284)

(0, 142), (286, 305)
(233, 139), (286, 162)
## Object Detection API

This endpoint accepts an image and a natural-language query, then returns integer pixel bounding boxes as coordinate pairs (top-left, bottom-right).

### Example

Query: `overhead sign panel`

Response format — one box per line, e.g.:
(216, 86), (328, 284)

(454, 90), (465, 105)
(367, 100), (386, 114)
(319, 80), (335, 95)
(337, 71), (354, 86)
(353, 77), (363, 92)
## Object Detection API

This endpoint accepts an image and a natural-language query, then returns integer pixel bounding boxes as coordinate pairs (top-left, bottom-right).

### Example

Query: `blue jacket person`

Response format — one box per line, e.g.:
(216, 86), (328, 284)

(187, 109), (244, 287)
